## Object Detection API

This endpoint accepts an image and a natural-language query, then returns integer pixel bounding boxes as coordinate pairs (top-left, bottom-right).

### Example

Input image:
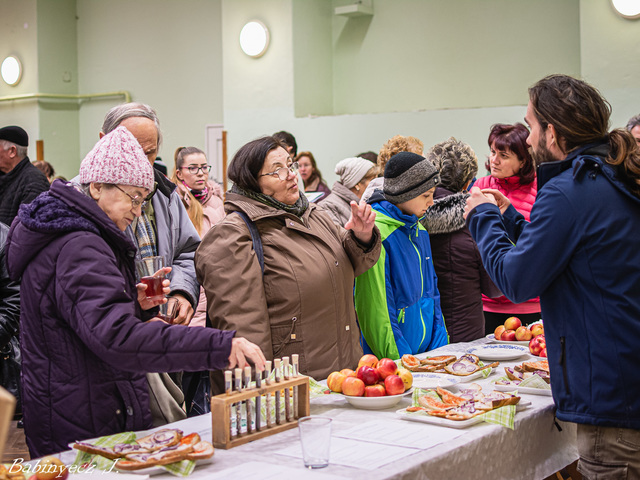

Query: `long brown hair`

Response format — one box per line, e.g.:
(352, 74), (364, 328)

(171, 146), (206, 234)
(529, 74), (640, 197)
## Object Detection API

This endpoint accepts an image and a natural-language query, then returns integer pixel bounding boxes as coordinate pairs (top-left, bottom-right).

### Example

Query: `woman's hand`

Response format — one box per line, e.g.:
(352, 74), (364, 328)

(345, 200), (376, 245)
(464, 187), (498, 220)
(136, 267), (171, 310)
(480, 188), (511, 214)
(228, 337), (267, 371)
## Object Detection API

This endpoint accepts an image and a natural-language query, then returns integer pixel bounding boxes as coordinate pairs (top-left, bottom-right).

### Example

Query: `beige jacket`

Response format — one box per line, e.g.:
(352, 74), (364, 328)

(195, 193), (381, 380)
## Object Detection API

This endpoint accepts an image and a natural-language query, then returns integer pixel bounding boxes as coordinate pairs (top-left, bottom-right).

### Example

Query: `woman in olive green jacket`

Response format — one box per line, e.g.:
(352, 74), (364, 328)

(195, 136), (381, 381)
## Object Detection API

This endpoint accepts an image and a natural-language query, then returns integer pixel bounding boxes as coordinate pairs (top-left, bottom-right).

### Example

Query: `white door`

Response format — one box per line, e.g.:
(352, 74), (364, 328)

(205, 124), (224, 183)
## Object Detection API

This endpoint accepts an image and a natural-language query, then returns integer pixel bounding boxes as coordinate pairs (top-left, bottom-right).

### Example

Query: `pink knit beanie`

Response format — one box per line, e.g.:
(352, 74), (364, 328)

(79, 126), (154, 191)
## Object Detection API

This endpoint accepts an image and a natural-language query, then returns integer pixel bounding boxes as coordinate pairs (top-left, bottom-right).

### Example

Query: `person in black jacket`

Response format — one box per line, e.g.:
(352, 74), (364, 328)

(0, 221), (21, 417)
(421, 138), (500, 342)
(0, 126), (50, 226)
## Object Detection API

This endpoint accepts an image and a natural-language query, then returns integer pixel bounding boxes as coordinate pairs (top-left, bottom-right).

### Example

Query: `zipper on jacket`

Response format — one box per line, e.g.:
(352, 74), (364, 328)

(398, 308), (405, 324)
(559, 336), (571, 395)
(408, 234), (427, 349)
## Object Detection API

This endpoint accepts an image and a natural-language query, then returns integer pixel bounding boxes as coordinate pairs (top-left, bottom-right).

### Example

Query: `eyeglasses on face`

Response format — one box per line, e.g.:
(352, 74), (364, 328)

(259, 162), (299, 181)
(113, 184), (147, 209)
(181, 165), (212, 174)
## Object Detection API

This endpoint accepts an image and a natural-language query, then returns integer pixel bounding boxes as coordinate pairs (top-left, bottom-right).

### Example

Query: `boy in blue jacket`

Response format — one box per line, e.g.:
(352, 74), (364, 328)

(355, 152), (448, 359)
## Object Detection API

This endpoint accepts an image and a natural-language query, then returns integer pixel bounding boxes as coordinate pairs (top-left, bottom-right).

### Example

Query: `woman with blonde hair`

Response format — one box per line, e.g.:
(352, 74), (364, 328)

(362, 135), (424, 202)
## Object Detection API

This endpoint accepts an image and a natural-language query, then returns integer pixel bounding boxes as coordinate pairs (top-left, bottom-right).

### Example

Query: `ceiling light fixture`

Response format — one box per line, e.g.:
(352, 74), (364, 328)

(239, 21), (270, 58)
(1, 56), (23, 86)
(611, 0), (640, 18)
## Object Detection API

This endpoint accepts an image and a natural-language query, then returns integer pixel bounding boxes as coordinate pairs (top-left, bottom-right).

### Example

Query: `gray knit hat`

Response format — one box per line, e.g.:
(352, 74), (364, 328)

(335, 157), (377, 189)
(383, 152), (440, 204)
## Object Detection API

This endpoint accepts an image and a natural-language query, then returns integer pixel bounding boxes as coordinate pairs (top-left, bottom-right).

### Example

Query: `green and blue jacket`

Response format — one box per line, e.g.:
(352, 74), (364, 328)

(354, 196), (448, 360)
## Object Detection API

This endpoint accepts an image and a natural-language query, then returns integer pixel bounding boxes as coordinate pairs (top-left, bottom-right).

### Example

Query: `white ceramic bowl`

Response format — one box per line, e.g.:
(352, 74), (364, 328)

(339, 389), (413, 410)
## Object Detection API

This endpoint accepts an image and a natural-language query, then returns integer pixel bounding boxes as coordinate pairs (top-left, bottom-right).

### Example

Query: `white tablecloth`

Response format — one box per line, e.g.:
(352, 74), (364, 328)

(59, 338), (578, 480)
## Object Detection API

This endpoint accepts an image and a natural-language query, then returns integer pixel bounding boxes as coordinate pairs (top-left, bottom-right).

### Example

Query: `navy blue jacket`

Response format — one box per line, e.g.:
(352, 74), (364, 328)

(467, 142), (640, 429)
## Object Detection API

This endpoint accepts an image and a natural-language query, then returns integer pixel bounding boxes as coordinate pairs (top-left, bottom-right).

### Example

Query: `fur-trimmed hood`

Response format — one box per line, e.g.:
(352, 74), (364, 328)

(421, 187), (468, 235)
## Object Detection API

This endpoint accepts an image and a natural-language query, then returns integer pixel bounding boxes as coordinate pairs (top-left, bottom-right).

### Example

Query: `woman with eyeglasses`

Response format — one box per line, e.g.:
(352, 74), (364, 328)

(196, 136), (381, 382)
(171, 147), (224, 328)
(5, 127), (266, 457)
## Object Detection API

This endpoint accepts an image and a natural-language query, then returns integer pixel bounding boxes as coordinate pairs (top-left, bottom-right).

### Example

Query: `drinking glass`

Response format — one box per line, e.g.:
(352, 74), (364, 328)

(135, 256), (166, 302)
(298, 416), (332, 469)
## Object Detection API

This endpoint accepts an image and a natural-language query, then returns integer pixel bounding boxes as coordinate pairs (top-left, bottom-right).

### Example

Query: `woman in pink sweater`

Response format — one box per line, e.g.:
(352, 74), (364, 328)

(474, 123), (540, 334)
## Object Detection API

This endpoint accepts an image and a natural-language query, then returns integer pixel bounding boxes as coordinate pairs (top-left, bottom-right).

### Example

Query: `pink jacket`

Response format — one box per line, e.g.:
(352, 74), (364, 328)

(473, 175), (540, 314)
(176, 181), (225, 327)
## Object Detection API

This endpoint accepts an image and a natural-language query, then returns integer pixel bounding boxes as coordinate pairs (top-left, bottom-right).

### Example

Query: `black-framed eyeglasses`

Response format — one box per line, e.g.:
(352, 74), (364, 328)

(181, 165), (212, 174)
(259, 162), (299, 181)
(114, 184), (147, 209)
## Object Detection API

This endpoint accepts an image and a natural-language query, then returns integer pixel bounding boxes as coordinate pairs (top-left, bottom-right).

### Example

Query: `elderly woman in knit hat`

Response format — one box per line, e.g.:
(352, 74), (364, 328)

(421, 138), (501, 343)
(5, 126), (265, 457)
(354, 151), (449, 359)
(320, 156), (378, 226)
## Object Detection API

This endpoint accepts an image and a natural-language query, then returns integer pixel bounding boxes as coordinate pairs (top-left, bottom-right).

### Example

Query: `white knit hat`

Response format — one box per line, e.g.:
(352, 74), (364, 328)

(79, 126), (154, 191)
(334, 157), (377, 189)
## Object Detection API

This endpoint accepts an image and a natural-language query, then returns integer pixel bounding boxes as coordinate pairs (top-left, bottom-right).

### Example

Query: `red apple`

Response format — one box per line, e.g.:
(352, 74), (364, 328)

(357, 354), (379, 369)
(539, 347), (548, 358)
(501, 329), (517, 341)
(376, 358), (398, 380)
(356, 365), (379, 386)
(529, 334), (546, 356)
(342, 377), (365, 396)
(364, 384), (387, 397)
(384, 374), (405, 396)
(504, 316), (522, 331)
(35, 457), (68, 480)
(530, 324), (544, 337)
(494, 325), (506, 340)
(515, 325), (533, 341)
(340, 368), (356, 378)
(327, 371), (347, 393)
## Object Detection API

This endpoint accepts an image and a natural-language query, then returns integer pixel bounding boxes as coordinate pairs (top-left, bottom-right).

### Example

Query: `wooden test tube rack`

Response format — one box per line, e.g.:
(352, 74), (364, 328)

(210, 375), (310, 449)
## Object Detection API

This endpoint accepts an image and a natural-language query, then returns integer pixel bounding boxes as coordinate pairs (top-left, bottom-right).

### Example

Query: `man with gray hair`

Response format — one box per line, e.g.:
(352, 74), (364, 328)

(98, 103), (202, 426)
(99, 103), (200, 326)
(0, 125), (50, 225)
(626, 114), (640, 147)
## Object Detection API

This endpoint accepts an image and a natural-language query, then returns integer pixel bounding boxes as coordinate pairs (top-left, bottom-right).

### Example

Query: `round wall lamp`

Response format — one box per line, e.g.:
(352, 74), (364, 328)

(239, 21), (270, 58)
(611, 0), (640, 18)
(1, 55), (23, 86)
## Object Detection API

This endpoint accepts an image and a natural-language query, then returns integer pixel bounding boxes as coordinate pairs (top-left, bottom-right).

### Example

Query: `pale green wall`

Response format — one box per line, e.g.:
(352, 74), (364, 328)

(76, 0), (224, 177)
(0, 0), (40, 160)
(580, 0), (640, 129)
(330, 0), (580, 114)
(1, 0), (639, 184)
(36, 0), (79, 178)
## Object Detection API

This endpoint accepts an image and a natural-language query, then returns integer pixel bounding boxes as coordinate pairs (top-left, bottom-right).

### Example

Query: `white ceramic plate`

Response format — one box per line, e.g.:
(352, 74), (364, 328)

(396, 400), (530, 429)
(485, 333), (530, 346)
(492, 382), (552, 396)
(466, 344), (530, 361)
(337, 388), (413, 410)
(411, 372), (459, 390)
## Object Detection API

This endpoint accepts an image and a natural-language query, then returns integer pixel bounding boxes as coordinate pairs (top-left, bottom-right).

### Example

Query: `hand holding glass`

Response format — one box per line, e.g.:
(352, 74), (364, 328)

(135, 256), (167, 302)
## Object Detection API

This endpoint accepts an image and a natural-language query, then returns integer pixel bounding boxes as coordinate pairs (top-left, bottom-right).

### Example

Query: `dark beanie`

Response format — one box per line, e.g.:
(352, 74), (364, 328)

(383, 152), (440, 204)
(0, 126), (28, 147)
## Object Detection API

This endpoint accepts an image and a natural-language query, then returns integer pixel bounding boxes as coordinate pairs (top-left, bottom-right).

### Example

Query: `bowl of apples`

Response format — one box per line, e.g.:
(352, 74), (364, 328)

(326, 355), (413, 410)
(487, 317), (544, 346)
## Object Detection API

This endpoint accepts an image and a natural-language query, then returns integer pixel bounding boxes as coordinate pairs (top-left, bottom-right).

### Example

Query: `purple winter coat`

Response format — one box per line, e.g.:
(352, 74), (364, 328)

(6, 180), (234, 457)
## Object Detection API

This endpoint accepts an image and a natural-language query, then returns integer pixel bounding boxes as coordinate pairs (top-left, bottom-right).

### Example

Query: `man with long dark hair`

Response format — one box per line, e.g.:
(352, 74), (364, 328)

(465, 74), (640, 478)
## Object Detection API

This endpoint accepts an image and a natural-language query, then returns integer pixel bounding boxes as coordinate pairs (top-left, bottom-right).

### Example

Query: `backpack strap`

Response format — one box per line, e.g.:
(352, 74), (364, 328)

(234, 211), (264, 274)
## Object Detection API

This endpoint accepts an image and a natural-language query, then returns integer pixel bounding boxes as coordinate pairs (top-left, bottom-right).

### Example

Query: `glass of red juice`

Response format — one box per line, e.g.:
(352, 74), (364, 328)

(135, 256), (166, 301)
